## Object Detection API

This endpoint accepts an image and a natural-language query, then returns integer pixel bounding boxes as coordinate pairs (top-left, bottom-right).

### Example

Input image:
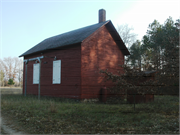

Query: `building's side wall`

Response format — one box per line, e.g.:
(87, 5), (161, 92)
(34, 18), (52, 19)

(81, 25), (124, 99)
(23, 44), (81, 98)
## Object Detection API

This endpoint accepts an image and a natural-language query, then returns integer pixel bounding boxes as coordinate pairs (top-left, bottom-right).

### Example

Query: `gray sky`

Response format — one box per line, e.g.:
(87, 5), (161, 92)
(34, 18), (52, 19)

(0, 0), (179, 59)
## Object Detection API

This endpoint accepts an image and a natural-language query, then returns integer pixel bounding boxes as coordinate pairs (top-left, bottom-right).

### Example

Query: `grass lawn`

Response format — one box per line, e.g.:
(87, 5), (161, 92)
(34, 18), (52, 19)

(1, 94), (179, 134)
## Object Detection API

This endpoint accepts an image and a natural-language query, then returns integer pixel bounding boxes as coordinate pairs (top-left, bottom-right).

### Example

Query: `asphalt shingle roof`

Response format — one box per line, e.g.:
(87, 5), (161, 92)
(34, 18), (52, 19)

(19, 20), (130, 57)
(19, 21), (109, 57)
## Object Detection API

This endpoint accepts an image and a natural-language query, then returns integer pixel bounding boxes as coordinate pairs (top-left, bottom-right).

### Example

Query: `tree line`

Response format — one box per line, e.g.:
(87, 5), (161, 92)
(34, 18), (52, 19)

(101, 16), (179, 98)
(0, 57), (23, 87)
(126, 17), (179, 73)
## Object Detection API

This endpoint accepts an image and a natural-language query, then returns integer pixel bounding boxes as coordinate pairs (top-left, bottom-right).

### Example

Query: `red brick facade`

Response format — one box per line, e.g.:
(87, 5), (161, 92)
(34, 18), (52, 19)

(81, 25), (124, 99)
(23, 44), (81, 98)
(23, 25), (125, 99)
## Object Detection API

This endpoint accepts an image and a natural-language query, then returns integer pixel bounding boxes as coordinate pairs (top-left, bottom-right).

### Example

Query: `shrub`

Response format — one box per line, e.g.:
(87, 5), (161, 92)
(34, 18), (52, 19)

(8, 78), (15, 85)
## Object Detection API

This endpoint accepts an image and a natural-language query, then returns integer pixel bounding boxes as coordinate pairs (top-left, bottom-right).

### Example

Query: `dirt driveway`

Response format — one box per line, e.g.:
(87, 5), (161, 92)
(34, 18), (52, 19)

(0, 87), (25, 134)
(0, 87), (22, 94)
(0, 115), (27, 134)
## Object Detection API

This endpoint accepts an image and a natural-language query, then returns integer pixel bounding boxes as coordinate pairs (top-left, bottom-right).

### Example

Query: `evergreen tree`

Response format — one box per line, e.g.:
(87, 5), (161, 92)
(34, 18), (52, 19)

(8, 78), (15, 85)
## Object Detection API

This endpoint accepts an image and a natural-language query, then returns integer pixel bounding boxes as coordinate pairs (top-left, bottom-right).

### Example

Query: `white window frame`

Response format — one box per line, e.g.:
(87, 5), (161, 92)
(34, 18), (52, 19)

(33, 63), (39, 84)
(52, 60), (61, 84)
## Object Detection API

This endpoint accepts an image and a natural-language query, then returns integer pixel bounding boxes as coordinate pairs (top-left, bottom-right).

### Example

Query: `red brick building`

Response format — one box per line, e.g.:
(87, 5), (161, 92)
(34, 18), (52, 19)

(19, 9), (130, 99)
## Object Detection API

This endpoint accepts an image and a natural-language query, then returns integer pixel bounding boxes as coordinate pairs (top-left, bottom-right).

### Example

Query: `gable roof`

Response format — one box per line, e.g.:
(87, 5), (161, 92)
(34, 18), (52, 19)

(19, 20), (130, 57)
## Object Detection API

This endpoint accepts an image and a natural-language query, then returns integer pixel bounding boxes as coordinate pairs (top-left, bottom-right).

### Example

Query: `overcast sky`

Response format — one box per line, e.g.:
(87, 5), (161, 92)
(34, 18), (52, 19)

(0, 0), (179, 60)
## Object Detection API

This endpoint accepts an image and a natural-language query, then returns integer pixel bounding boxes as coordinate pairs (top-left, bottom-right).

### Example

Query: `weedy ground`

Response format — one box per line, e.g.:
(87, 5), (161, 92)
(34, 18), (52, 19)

(1, 94), (179, 134)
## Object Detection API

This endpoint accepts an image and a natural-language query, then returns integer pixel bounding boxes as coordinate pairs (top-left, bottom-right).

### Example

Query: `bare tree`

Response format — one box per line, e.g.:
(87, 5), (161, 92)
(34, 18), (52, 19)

(117, 24), (138, 48)
(0, 70), (5, 87)
(1, 57), (16, 80)
(17, 58), (23, 87)
(0, 59), (5, 86)
(0, 57), (23, 84)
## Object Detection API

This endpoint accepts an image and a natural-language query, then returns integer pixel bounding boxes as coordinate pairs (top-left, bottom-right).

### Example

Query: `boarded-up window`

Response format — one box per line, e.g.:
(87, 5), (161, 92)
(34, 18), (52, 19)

(53, 60), (61, 84)
(33, 63), (39, 84)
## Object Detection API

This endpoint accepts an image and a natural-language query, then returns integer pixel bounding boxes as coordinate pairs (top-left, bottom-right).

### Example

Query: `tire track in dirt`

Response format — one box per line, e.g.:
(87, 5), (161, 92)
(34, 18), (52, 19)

(0, 116), (27, 134)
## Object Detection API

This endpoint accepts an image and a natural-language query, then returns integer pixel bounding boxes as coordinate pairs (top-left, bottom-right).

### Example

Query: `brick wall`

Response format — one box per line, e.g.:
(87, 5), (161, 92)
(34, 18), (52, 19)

(81, 25), (124, 99)
(23, 44), (81, 98)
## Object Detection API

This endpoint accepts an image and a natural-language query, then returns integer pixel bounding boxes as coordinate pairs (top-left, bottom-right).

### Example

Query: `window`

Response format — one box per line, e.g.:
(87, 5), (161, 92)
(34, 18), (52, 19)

(33, 63), (39, 84)
(53, 60), (61, 84)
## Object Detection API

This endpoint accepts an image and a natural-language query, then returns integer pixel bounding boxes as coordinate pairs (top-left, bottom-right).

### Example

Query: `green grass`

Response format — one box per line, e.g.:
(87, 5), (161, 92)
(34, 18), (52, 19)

(1, 94), (179, 134)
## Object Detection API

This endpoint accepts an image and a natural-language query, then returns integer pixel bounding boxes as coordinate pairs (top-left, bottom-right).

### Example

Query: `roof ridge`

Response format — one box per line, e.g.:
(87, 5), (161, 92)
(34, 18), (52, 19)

(45, 20), (110, 40)
(81, 20), (111, 43)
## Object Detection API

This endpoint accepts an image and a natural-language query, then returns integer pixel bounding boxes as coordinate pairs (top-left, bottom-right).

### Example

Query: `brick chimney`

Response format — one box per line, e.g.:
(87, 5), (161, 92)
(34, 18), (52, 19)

(99, 9), (106, 23)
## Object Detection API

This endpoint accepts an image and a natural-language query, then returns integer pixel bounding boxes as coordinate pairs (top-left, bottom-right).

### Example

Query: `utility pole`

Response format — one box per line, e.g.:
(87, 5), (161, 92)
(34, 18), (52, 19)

(24, 56), (44, 99)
